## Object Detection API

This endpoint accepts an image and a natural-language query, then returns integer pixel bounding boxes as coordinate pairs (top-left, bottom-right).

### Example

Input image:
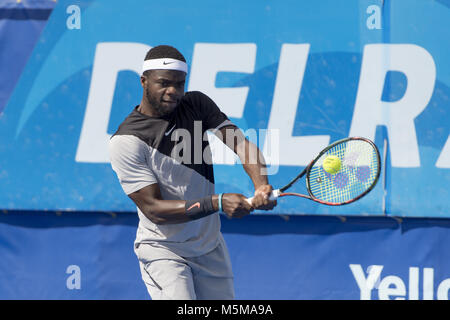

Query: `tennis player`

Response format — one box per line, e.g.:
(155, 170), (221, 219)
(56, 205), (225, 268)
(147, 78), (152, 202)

(109, 45), (276, 300)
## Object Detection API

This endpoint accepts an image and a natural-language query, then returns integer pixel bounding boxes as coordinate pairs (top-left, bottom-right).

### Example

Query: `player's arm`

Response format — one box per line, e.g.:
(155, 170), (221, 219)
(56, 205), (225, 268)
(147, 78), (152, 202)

(128, 183), (253, 225)
(216, 125), (276, 210)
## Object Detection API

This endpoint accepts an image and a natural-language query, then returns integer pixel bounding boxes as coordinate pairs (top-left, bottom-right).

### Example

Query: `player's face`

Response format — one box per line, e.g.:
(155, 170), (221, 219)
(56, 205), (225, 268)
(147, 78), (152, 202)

(142, 70), (186, 117)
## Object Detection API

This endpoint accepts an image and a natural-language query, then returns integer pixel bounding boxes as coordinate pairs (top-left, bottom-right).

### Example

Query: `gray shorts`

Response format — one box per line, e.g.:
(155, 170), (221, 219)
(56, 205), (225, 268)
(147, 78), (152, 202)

(135, 235), (234, 300)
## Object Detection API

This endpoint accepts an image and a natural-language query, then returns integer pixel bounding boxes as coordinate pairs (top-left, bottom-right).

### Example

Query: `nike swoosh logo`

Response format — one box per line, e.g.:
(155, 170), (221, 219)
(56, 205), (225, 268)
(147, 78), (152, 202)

(163, 61), (175, 65)
(164, 124), (176, 136)
(187, 202), (201, 211)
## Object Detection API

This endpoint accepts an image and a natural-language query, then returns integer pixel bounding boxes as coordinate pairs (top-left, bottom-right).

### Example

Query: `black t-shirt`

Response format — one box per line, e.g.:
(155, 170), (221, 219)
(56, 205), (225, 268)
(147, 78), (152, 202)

(112, 91), (234, 184)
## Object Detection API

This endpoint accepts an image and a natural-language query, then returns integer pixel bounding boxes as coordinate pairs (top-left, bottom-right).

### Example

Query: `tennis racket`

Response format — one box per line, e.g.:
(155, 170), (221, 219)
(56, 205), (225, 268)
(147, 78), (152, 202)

(247, 137), (381, 206)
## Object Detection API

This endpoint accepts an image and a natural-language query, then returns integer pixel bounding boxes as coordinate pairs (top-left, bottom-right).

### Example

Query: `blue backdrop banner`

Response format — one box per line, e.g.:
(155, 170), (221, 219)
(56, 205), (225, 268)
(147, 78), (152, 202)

(1, 212), (450, 300)
(0, 0), (449, 217)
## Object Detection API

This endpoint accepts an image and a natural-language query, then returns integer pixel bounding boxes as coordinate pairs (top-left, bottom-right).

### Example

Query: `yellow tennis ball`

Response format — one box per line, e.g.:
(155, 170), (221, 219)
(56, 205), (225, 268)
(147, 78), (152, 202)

(323, 155), (341, 174)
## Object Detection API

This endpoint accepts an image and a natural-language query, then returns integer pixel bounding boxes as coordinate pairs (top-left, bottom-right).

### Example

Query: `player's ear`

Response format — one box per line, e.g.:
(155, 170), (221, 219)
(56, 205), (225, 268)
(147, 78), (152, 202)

(140, 75), (146, 88)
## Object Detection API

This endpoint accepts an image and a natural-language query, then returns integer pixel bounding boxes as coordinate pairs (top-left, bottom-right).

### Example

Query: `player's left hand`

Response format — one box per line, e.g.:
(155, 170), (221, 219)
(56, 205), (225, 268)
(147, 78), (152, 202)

(251, 184), (277, 210)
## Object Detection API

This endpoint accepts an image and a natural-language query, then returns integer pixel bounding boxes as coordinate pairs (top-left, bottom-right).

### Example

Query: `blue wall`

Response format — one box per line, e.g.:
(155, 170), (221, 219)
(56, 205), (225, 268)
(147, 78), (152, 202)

(2, 211), (450, 300)
(1, 0), (448, 217)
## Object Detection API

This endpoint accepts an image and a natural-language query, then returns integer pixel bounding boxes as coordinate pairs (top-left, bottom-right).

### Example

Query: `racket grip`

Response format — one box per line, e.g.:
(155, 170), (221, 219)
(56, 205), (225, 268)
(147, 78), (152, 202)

(245, 189), (280, 206)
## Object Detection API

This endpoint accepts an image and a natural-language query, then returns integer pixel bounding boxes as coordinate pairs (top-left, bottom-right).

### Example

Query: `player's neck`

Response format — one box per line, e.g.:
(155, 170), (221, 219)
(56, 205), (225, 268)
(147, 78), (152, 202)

(138, 99), (159, 117)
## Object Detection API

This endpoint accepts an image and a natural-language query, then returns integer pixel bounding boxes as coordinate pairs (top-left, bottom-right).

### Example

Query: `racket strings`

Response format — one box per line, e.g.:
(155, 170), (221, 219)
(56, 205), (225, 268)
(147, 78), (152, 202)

(307, 140), (379, 204)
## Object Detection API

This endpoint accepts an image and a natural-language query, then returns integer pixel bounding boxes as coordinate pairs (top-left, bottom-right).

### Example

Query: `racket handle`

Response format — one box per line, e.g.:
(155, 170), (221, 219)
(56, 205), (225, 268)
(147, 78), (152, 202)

(245, 189), (280, 206)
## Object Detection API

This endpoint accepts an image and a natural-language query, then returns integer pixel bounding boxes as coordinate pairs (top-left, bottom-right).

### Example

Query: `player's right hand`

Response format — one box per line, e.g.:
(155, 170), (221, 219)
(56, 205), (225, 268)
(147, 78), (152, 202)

(221, 193), (254, 219)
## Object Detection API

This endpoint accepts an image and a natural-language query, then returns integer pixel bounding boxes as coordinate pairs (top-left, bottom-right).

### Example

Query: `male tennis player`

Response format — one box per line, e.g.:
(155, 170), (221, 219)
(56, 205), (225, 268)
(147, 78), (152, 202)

(109, 45), (276, 300)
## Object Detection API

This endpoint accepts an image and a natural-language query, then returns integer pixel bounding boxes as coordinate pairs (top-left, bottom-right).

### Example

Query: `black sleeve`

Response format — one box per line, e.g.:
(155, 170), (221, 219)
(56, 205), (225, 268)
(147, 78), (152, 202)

(184, 91), (234, 131)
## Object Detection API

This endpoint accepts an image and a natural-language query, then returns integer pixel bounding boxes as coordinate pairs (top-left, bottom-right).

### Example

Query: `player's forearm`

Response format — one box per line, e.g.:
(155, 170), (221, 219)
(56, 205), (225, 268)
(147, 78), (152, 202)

(141, 196), (219, 225)
(218, 126), (269, 189)
(141, 199), (188, 224)
(243, 162), (269, 189)
(237, 140), (269, 189)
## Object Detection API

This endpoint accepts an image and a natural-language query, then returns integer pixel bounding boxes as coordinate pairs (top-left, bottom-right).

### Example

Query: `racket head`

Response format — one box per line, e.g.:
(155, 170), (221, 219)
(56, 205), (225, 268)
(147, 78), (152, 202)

(306, 137), (381, 205)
